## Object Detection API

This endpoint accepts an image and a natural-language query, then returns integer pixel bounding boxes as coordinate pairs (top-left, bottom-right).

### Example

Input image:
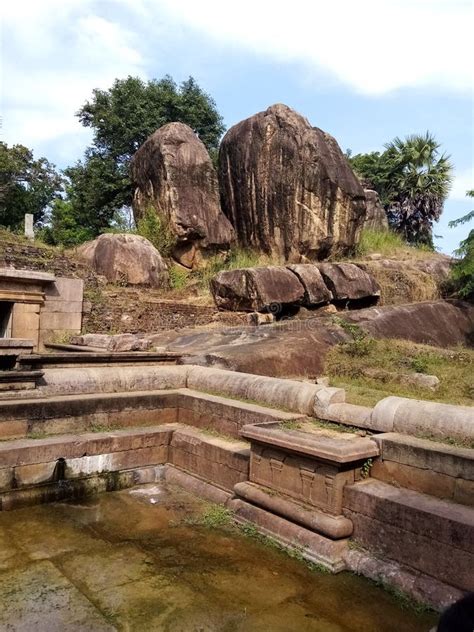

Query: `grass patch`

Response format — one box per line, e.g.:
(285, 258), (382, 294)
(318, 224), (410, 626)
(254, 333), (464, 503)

(238, 521), (330, 574)
(327, 337), (474, 407)
(278, 420), (303, 431)
(168, 265), (189, 290)
(355, 228), (430, 259)
(185, 504), (233, 529)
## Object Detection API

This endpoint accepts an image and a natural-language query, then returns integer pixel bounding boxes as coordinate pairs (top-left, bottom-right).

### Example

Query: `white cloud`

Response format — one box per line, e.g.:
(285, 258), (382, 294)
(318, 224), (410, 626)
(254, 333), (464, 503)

(150, 0), (473, 95)
(2, 0), (145, 163)
(449, 167), (474, 201)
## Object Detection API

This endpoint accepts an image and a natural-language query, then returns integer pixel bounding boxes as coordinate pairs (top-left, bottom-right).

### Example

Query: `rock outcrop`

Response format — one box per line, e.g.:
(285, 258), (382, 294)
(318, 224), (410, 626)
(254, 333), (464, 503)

(75, 234), (169, 287)
(286, 264), (333, 306)
(210, 266), (305, 312)
(218, 104), (366, 261)
(132, 122), (234, 268)
(317, 263), (380, 305)
(362, 190), (388, 231)
(210, 263), (380, 312)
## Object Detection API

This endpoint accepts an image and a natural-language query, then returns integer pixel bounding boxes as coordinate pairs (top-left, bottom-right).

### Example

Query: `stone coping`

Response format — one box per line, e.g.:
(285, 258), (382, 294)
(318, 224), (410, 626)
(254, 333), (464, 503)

(373, 432), (474, 481)
(0, 268), (55, 283)
(240, 421), (379, 463)
(0, 339), (34, 349)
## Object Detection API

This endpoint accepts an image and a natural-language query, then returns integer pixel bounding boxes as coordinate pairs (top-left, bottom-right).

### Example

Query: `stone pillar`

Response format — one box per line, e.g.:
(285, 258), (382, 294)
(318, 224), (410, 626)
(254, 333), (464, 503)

(24, 214), (34, 240)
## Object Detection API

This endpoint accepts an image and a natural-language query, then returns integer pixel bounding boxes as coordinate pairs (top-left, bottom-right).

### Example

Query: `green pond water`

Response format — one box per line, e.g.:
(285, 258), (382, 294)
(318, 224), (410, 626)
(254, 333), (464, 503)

(0, 483), (437, 631)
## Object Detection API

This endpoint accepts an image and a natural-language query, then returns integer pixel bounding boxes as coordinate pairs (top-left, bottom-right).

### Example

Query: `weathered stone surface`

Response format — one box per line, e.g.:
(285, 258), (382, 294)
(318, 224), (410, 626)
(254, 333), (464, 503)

(343, 299), (474, 347)
(361, 190), (388, 231)
(71, 333), (152, 352)
(343, 480), (474, 591)
(286, 264), (333, 306)
(218, 104), (366, 260)
(170, 427), (249, 491)
(317, 263), (380, 303)
(210, 266), (305, 312)
(132, 122), (234, 267)
(75, 233), (169, 287)
(234, 481), (353, 539)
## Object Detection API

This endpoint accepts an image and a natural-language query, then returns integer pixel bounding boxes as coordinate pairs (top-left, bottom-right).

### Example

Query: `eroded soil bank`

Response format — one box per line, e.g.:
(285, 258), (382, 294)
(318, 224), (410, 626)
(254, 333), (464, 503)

(0, 483), (437, 631)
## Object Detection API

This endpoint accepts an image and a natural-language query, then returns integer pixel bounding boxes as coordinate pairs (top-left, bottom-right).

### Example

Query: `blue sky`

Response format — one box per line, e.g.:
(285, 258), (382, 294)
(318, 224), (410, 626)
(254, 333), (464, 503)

(3, 0), (473, 253)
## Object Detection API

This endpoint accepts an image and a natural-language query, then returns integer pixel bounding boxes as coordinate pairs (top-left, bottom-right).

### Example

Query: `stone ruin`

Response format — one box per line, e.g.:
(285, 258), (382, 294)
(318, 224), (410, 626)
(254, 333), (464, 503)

(0, 363), (472, 613)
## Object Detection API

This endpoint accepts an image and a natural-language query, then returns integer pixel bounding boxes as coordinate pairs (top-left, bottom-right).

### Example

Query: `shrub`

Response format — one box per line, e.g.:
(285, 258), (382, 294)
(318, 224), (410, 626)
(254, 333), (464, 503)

(136, 206), (176, 257)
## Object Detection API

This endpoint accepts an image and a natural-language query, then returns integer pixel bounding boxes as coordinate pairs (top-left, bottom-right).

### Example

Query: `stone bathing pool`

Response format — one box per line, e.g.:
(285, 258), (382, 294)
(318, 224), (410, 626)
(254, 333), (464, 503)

(0, 483), (437, 631)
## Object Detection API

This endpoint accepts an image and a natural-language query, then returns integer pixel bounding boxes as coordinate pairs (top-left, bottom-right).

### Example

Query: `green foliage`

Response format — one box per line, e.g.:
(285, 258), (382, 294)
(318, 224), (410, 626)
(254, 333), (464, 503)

(41, 198), (93, 247)
(185, 504), (233, 528)
(356, 228), (411, 257)
(0, 142), (63, 230)
(327, 337), (473, 407)
(135, 206), (176, 257)
(350, 132), (453, 246)
(361, 458), (373, 479)
(168, 265), (189, 290)
(52, 75), (224, 246)
(449, 190), (474, 301)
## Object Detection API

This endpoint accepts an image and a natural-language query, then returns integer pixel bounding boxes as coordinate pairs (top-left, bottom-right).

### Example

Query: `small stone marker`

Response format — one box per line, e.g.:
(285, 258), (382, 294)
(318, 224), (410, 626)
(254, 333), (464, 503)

(24, 214), (34, 240)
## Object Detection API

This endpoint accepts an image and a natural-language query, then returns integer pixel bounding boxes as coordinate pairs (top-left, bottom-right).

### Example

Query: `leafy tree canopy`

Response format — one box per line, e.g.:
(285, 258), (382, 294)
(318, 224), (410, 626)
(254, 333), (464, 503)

(349, 132), (453, 246)
(0, 142), (63, 230)
(59, 75), (225, 244)
(449, 190), (474, 301)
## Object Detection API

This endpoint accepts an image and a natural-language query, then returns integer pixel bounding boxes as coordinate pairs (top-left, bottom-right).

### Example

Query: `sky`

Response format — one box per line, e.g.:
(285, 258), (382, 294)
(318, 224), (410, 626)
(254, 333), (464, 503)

(2, 0), (473, 253)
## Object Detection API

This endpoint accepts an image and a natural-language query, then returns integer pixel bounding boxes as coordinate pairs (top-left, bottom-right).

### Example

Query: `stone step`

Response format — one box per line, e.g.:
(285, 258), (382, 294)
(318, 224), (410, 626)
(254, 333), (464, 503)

(372, 432), (474, 506)
(343, 479), (474, 592)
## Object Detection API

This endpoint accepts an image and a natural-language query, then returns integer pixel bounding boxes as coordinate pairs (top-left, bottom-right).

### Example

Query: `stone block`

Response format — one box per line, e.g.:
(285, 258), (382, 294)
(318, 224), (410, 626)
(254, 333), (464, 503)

(374, 433), (474, 480)
(41, 301), (84, 314)
(0, 420), (29, 440)
(370, 460), (456, 501)
(343, 480), (474, 591)
(249, 445), (354, 515)
(228, 498), (349, 572)
(39, 311), (82, 331)
(170, 428), (249, 491)
(44, 277), (84, 302)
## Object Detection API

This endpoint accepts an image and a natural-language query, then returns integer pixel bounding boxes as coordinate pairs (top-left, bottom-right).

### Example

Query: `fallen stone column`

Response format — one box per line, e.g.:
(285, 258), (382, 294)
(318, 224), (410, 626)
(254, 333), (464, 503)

(36, 365), (189, 396)
(371, 396), (474, 440)
(186, 366), (343, 415)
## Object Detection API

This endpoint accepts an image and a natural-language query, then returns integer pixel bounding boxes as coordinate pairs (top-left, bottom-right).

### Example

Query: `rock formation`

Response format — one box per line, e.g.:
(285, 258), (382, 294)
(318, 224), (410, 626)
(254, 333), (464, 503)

(210, 266), (305, 312)
(362, 190), (389, 231)
(132, 122), (234, 268)
(317, 263), (380, 305)
(210, 263), (380, 312)
(218, 104), (366, 261)
(75, 234), (169, 287)
(286, 264), (333, 306)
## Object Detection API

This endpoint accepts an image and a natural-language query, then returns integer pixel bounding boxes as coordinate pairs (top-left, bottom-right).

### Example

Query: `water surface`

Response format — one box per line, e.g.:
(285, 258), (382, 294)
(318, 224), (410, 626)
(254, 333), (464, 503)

(0, 483), (437, 631)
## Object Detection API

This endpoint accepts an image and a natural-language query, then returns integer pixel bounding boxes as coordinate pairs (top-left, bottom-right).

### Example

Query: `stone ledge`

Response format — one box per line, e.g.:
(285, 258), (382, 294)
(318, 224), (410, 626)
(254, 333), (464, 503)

(234, 481), (353, 539)
(228, 498), (349, 572)
(241, 422), (379, 464)
(373, 432), (474, 481)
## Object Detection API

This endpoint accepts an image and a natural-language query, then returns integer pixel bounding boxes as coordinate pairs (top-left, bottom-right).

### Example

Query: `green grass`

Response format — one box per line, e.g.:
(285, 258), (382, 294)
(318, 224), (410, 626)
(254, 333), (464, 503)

(168, 264), (189, 290)
(355, 228), (431, 258)
(327, 337), (474, 407)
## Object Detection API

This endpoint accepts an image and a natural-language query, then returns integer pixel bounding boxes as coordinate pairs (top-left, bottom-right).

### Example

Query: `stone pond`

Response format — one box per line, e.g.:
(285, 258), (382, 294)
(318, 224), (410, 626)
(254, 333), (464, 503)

(0, 482), (436, 631)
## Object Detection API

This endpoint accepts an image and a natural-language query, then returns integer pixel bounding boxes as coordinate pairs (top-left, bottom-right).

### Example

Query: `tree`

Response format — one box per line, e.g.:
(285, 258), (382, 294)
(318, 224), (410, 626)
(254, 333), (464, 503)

(60, 75), (225, 243)
(449, 190), (474, 300)
(0, 142), (63, 230)
(349, 133), (453, 246)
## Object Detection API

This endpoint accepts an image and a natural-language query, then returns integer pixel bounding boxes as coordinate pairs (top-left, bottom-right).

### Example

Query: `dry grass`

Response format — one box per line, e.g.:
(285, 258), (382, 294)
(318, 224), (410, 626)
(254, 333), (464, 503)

(326, 337), (474, 407)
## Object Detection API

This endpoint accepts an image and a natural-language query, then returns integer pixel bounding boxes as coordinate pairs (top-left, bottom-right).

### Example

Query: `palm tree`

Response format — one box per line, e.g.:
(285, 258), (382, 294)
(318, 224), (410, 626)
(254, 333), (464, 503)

(384, 133), (453, 246)
(449, 190), (474, 300)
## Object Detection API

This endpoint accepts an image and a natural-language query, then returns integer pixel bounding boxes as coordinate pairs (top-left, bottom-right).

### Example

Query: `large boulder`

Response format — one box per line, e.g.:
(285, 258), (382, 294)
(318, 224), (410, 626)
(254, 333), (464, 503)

(75, 234), (169, 287)
(218, 104), (366, 261)
(362, 190), (388, 231)
(317, 263), (380, 305)
(131, 122), (234, 268)
(211, 266), (305, 312)
(287, 264), (333, 306)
